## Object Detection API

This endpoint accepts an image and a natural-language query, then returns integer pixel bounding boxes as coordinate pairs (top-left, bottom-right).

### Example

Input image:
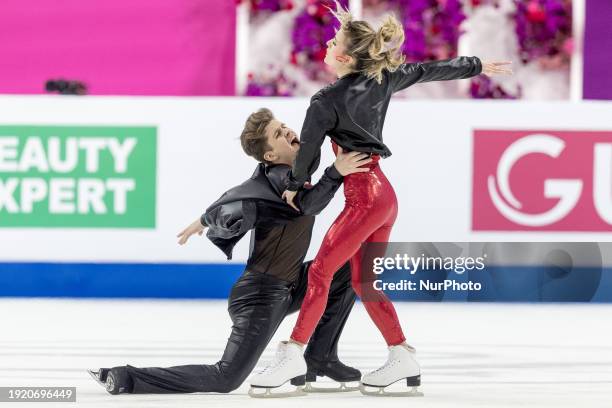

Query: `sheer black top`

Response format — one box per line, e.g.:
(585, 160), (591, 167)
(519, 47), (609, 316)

(202, 163), (343, 282)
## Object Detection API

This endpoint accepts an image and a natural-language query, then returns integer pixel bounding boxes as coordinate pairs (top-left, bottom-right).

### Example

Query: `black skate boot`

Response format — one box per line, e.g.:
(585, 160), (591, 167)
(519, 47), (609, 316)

(88, 366), (133, 395)
(304, 356), (361, 392)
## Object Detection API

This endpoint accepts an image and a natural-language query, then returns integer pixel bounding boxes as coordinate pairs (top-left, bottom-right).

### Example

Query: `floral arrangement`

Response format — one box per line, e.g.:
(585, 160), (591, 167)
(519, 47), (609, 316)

(246, 0), (464, 95)
(290, 0), (349, 81)
(245, 70), (297, 96)
(244, 0), (572, 98)
(245, 0), (346, 95)
(514, 0), (572, 67)
(470, 75), (520, 99)
(467, 0), (500, 7)
(364, 0), (466, 62)
(243, 0), (295, 14)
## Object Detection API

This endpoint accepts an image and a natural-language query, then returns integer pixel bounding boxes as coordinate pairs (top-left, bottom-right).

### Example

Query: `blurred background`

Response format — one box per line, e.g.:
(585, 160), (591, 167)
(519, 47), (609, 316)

(0, 0), (611, 299)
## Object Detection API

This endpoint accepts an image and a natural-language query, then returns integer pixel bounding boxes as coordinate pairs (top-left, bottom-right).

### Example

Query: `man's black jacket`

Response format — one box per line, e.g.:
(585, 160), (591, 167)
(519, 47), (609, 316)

(201, 163), (342, 259)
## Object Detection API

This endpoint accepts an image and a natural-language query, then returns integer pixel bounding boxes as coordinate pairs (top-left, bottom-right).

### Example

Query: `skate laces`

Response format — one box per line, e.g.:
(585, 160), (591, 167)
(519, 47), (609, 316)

(370, 350), (400, 376)
(258, 346), (286, 374)
(371, 357), (395, 375)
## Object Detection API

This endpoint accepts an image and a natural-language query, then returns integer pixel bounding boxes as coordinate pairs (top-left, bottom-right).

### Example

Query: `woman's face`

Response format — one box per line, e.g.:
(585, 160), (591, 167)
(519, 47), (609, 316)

(324, 28), (350, 72)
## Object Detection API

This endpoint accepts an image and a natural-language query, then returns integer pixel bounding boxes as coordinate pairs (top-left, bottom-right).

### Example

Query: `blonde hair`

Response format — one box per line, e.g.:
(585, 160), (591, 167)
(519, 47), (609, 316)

(330, 2), (405, 83)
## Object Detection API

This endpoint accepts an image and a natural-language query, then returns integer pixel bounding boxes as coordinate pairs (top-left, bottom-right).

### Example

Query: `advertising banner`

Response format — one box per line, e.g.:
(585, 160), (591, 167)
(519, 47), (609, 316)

(0, 126), (156, 228)
(473, 130), (612, 231)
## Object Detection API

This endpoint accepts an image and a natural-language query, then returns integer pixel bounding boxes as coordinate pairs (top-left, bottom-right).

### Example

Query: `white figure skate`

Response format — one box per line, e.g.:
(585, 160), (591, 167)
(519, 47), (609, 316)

(359, 344), (424, 397)
(249, 341), (307, 398)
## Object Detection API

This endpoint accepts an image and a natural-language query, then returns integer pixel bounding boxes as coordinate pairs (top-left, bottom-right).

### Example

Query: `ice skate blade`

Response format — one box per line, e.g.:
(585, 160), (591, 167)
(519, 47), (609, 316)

(248, 385), (306, 398)
(304, 381), (359, 393)
(359, 383), (424, 397)
(87, 370), (107, 390)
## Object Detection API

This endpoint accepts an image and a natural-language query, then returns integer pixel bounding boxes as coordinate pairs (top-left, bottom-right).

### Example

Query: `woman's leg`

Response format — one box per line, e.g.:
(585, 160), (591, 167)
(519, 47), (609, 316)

(349, 221), (406, 346)
(290, 204), (384, 344)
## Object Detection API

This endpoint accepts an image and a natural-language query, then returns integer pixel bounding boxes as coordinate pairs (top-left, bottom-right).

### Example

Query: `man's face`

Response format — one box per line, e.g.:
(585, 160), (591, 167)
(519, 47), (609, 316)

(263, 119), (300, 165)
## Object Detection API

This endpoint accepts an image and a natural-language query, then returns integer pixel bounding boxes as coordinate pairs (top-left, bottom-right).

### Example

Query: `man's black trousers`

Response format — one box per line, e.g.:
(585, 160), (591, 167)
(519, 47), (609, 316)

(122, 261), (355, 393)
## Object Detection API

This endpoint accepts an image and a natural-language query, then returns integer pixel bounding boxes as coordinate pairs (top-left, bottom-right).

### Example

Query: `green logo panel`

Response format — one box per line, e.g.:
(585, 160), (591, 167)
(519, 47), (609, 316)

(0, 126), (156, 228)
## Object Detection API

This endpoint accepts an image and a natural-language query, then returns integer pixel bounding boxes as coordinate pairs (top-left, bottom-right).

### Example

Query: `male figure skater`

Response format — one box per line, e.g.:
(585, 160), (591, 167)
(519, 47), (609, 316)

(89, 108), (372, 396)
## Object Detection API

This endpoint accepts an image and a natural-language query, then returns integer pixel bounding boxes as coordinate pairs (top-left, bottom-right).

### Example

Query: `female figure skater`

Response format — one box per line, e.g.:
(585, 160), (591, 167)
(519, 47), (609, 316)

(250, 3), (512, 397)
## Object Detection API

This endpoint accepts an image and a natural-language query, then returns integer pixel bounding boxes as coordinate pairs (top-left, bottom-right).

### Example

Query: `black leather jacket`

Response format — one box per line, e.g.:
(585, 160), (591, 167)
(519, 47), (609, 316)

(201, 163), (342, 260)
(286, 56), (482, 191)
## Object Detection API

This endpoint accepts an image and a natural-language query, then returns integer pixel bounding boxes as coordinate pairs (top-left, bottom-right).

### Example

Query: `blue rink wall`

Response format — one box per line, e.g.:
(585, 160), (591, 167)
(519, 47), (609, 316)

(2, 262), (612, 302)
(0, 263), (244, 299)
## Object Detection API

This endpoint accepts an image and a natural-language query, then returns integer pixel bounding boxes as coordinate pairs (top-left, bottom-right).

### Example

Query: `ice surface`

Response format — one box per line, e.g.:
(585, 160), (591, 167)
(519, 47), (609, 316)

(0, 299), (610, 407)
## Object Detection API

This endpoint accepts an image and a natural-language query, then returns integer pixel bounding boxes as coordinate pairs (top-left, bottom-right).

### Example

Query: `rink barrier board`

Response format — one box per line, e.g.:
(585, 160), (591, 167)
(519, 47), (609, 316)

(0, 262), (243, 299)
(3, 98), (612, 264)
(1, 262), (611, 302)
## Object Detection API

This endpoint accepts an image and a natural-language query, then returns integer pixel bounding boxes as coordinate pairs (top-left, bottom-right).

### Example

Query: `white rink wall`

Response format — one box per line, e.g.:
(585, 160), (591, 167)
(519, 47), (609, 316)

(1, 96), (611, 264)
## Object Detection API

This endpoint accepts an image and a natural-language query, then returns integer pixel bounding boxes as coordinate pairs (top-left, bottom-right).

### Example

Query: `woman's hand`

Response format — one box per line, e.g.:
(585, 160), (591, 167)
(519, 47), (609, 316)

(282, 190), (300, 212)
(481, 61), (513, 76)
(334, 147), (372, 176)
(177, 218), (207, 245)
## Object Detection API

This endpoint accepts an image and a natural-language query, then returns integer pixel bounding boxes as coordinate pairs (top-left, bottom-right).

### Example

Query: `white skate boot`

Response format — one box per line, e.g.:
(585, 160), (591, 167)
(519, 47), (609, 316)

(249, 341), (307, 398)
(360, 344), (423, 397)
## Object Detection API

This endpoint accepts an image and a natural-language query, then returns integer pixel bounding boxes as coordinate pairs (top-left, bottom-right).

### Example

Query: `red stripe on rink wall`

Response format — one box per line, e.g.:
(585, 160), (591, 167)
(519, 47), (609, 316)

(0, 1), (236, 96)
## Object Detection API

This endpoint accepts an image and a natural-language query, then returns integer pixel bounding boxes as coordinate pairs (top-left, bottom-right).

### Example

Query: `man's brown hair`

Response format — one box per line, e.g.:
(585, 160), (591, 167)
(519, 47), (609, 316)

(240, 108), (274, 163)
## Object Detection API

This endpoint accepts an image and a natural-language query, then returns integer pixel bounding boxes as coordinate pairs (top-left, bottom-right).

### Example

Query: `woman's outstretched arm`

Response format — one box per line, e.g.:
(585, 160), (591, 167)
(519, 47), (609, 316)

(390, 56), (483, 92)
(390, 57), (513, 92)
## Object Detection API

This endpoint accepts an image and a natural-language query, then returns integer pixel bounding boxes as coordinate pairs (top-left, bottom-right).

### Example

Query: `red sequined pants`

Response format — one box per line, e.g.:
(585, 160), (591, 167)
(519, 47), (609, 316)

(290, 143), (406, 346)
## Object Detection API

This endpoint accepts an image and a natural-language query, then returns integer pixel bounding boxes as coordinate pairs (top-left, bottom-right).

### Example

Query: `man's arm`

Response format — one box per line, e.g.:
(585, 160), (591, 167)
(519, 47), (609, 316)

(177, 217), (206, 245)
(177, 179), (258, 260)
(201, 200), (255, 260)
(201, 202), (244, 238)
(294, 165), (343, 216)
(287, 148), (372, 216)
(390, 56), (482, 93)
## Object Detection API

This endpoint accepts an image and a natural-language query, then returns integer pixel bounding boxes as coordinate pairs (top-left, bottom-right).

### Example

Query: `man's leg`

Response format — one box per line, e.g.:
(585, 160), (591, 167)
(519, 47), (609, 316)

(112, 271), (293, 394)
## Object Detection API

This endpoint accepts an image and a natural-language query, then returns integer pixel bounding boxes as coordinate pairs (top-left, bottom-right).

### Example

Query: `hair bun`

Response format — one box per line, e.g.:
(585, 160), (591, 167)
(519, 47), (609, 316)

(378, 23), (395, 43)
(331, 3), (406, 84)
